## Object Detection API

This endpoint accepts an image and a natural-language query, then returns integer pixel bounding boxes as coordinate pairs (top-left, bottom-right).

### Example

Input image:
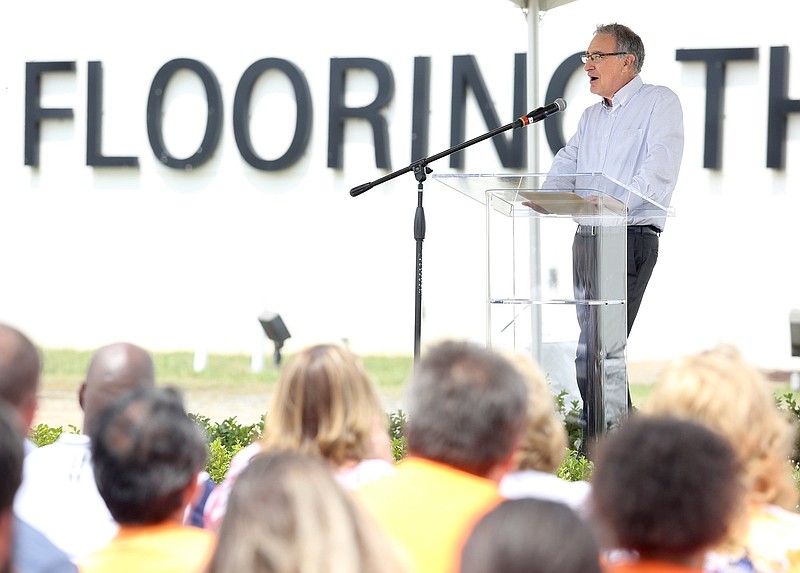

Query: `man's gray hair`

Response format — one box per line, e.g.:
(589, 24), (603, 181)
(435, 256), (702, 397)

(596, 23), (645, 74)
(405, 340), (528, 476)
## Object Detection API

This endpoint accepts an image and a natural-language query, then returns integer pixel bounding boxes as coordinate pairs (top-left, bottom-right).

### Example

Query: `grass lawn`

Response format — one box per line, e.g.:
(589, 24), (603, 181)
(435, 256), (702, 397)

(41, 349), (415, 392)
(36, 348), (793, 429)
(36, 349), (416, 428)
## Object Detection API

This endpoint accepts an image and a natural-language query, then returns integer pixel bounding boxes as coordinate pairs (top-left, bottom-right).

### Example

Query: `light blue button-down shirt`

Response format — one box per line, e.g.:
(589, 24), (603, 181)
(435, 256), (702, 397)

(549, 75), (684, 230)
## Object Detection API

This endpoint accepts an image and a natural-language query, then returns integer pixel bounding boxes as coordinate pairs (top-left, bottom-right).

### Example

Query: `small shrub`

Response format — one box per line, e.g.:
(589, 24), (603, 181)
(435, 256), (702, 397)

(388, 410), (408, 462)
(190, 414), (264, 483)
(191, 413), (263, 451)
(30, 423), (79, 448)
(558, 450), (594, 482)
(776, 393), (800, 463)
(206, 437), (244, 484)
(554, 390), (584, 453)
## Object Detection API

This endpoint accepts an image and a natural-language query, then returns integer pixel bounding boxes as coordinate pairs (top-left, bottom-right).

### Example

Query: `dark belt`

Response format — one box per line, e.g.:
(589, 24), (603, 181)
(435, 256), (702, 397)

(576, 224), (661, 236)
(628, 225), (661, 236)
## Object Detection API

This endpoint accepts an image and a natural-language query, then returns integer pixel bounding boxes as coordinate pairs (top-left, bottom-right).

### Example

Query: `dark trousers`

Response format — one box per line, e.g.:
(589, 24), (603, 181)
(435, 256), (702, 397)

(573, 227), (659, 433)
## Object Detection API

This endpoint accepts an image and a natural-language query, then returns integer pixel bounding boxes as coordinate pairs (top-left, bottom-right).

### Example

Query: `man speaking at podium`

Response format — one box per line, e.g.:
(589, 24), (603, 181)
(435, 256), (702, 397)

(547, 23), (684, 448)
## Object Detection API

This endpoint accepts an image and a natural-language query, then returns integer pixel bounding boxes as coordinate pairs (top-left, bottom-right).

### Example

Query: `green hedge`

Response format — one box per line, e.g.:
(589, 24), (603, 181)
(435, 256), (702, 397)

(29, 391), (591, 484)
(30, 392), (800, 488)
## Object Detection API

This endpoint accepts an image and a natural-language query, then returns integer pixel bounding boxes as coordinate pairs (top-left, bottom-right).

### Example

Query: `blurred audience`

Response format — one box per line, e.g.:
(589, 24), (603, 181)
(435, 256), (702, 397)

(203, 343), (394, 530)
(19, 330), (800, 573)
(357, 339), (528, 573)
(15, 342), (155, 562)
(461, 497), (602, 573)
(499, 351), (591, 514)
(79, 386), (214, 573)
(591, 414), (744, 572)
(206, 451), (408, 573)
(641, 345), (800, 572)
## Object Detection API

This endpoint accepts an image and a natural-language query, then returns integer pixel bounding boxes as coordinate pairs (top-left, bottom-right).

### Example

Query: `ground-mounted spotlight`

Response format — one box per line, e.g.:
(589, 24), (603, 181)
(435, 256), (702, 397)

(258, 311), (291, 368)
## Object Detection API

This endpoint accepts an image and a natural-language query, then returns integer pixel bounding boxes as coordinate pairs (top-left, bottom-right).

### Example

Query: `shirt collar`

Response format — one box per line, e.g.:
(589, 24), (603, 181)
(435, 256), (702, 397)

(603, 74), (643, 110)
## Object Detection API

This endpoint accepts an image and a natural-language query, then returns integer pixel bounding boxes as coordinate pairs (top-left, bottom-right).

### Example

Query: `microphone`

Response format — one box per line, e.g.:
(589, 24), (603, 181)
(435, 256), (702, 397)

(515, 98), (566, 127)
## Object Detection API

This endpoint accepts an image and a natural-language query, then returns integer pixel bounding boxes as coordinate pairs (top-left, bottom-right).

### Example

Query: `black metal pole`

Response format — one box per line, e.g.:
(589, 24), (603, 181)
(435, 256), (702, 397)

(413, 166), (427, 365)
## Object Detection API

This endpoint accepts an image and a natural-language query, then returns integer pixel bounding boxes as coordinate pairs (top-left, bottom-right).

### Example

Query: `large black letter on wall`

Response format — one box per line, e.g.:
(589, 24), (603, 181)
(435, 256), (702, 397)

(25, 61), (76, 167)
(767, 46), (800, 170)
(411, 57), (431, 163)
(328, 58), (394, 169)
(234, 58), (312, 171)
(87, 61), (139, 167)
(544, 53), (583, 156)
(449, 54), (527, 169)
(146, 58), (223, 170)
(675, 47), (758, 170)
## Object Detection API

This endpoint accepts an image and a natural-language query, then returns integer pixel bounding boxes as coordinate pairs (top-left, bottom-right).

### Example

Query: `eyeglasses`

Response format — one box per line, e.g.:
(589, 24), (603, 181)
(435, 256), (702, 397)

(580, 51), (628, 64)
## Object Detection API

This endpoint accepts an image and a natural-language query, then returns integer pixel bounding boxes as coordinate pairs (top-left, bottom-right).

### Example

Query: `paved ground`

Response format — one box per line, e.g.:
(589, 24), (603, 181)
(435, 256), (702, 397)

(33, 361), (673, 430)
(34, 386), (275, 430)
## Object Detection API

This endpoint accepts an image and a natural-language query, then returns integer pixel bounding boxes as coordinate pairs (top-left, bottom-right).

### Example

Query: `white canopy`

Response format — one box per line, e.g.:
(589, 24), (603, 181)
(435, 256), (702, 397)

(507, 0), (577, 9)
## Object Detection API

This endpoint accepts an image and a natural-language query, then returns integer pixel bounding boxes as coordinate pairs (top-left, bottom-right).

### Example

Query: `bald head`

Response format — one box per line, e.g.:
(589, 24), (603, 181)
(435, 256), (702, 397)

(80, 343), (155, 432)
(0, 323), (41, 432)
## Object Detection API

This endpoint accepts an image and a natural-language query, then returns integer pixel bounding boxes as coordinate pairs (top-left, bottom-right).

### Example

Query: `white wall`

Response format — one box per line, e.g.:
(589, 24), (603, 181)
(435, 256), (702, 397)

(1, 0), (799, 372)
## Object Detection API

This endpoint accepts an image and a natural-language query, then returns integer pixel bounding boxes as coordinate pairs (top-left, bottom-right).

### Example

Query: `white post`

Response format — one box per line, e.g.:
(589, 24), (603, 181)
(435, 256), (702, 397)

(528, 0), (543, 363)
(251, 337), (265, 373)
(193, 348), (207, 373)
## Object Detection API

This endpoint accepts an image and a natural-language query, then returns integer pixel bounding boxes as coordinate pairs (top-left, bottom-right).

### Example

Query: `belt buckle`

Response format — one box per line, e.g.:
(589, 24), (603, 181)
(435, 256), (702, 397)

(578, 224), (597, 236)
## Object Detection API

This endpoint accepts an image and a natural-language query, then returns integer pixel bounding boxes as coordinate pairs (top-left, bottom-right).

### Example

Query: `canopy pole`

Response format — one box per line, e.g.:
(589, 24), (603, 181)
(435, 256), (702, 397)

(527, 0), (543, 363)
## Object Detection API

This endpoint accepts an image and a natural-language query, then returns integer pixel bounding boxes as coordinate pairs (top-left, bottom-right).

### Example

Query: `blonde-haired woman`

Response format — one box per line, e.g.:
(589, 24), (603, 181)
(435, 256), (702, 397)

(641, 344), (800, 572)
(499, 352), (591, 514)
(206, 452), (408, 573)
(203, 344), (394, 530)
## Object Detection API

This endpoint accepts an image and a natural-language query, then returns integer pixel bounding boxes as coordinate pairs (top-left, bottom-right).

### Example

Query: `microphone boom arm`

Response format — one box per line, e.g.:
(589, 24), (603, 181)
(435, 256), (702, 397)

(348, 98), (565, 365)
(350, 98), (566, 197)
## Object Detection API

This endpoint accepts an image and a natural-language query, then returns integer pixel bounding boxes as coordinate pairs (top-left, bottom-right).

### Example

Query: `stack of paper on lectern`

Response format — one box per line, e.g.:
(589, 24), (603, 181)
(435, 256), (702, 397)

(519, 191), (626, 215)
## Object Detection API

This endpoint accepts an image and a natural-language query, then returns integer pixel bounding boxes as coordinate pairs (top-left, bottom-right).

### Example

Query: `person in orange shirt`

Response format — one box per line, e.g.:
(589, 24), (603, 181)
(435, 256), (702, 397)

(357, 340), (529, 573)
(79, 387), (216, 573)
(591, 415), (743, 573)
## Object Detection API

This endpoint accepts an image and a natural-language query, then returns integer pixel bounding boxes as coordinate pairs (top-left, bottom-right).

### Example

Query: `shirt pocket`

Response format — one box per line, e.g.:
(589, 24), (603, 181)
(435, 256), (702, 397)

(612, 128), (644, 180)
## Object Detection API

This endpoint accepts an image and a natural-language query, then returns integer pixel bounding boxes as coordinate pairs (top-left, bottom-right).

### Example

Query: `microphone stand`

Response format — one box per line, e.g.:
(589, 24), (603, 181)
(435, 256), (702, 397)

(350, 108), (554, 368)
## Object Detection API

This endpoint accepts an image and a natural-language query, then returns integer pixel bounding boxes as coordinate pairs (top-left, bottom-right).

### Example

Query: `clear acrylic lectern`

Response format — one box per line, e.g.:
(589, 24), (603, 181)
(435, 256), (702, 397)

(432, 172), (672, 441)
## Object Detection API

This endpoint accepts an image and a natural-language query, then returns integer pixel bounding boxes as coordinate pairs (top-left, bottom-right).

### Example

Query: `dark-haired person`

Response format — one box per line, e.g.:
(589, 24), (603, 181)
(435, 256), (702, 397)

(547, 23), (684, 441)
(461, 498), (602, 573)
(79, 387), (215, 573)
(591, 415), (743, 572)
